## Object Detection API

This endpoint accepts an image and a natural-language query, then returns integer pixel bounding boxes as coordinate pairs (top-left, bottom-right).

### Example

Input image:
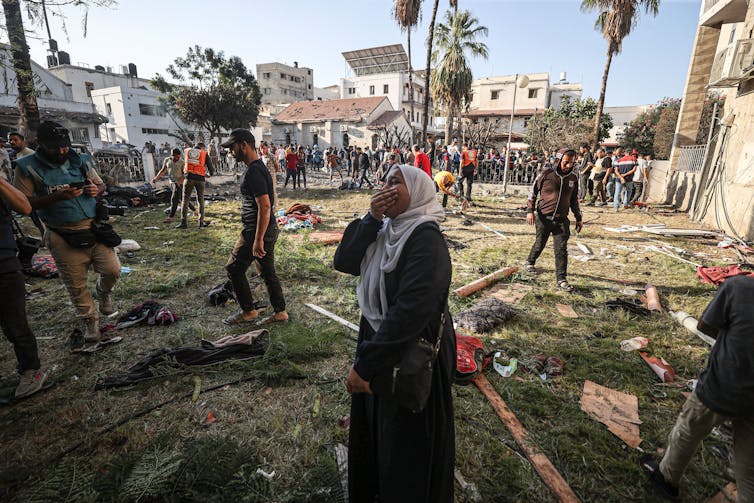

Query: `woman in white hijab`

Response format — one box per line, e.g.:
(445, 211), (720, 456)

(334, 164), (456, 503)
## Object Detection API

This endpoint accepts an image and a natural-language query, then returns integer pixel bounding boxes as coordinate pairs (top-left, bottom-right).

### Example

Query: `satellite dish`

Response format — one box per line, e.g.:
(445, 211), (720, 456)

(517, 75), (530, 88)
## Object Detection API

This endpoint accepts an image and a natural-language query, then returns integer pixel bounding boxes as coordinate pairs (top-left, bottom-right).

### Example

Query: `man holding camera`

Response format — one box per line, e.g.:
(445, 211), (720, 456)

(13, 122), (120, 342)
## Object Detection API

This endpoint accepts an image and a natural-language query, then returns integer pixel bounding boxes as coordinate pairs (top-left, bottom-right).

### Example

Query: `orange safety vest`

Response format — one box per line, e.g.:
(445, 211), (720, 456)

(184, 148), (208, 177)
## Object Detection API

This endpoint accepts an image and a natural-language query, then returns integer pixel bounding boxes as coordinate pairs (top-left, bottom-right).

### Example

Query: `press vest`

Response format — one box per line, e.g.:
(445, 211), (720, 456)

(184, 148), (208, 177)
(14, 152), (97, 226)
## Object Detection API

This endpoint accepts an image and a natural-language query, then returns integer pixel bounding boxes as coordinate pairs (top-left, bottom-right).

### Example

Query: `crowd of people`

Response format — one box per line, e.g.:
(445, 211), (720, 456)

(1, 123), (750, 503)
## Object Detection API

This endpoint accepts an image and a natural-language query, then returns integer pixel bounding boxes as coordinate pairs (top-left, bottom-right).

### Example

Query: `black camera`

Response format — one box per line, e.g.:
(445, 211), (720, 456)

(95, 202), (126, 222)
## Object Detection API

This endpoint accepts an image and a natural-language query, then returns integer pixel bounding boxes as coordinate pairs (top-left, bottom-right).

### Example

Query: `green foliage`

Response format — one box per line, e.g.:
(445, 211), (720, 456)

(524, 96), (613, 153)
(152, 45), (262, 140)
(653, 105), (680, 159)
(696, 93), (725, 144)
(621, 97), (680, 158)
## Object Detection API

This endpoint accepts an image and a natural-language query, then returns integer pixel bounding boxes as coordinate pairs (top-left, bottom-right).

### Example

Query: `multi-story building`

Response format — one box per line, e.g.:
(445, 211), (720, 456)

(48, 62), (196, 147)
(339, 44), (436, 136)
(0, 45), (105, 147)
(257, 62), (314, 105)
(603, 105), (654, 148)
(665, 0), (754, 239)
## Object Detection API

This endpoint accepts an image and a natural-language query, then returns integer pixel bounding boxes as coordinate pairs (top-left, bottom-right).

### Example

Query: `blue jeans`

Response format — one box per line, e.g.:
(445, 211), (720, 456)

(613, 180), (633, 209)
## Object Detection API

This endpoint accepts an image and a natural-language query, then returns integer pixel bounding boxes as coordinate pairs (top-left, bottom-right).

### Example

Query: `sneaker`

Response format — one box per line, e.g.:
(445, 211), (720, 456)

(639, 455), (680, 501)
(97, 287), (116, 316)
(558, 280), (575, 293)
(84, 318), (101, 343)
(524, 264), (536, 274)
(175, 221), (188, 229)
(15, 369), (47, 398)
(198, 221), (211, 228)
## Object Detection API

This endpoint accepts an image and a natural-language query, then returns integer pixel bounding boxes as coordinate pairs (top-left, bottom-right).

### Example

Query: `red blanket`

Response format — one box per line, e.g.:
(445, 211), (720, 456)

(696, 265), (754, 286)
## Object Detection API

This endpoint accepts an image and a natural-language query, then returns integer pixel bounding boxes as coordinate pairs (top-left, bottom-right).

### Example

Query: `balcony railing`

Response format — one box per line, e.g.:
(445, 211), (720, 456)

(676, 145), (707, 173)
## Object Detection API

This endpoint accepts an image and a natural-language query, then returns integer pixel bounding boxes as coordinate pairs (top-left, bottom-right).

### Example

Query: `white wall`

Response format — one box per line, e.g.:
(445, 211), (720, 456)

(471, 73), (550, 111)
(48, 65), (151, 104)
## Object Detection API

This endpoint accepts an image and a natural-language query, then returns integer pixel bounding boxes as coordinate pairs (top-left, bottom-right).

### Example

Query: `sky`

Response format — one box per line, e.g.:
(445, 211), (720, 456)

(16, 0), (702, 107)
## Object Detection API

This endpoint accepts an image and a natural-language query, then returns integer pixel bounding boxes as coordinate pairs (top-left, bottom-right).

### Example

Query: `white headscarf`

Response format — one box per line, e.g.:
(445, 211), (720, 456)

(357, 165), (445, 331)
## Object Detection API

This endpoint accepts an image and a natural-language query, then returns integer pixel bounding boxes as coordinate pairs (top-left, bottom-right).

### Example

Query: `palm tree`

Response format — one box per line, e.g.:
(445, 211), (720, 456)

(430, 9), (488, 144)
(393, 0), (422, 144)
(581, 0), (660, 149)
(420, 0), (439, 144)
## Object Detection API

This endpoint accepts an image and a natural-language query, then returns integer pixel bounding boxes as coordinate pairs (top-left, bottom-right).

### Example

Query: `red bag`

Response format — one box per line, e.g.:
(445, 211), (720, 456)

(455, 333), (486, 384)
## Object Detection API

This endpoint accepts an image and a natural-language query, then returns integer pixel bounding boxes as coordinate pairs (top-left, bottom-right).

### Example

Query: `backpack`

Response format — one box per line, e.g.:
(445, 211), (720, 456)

(453, 151), (461, 163)
(208, 280), (235, 306)
(455, 333), (487, 384)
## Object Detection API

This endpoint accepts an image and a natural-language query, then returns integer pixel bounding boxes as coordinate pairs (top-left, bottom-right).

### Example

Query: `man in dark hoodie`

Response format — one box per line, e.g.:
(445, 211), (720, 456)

(524, 149), (583, 292)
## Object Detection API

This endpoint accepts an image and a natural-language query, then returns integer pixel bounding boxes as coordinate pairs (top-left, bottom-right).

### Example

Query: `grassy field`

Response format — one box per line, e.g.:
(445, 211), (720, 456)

(0, 173), (739, 502)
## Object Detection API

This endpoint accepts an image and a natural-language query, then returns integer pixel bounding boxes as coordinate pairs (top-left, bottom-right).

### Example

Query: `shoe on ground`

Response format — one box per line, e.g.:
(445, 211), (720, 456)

(175, 221), (188, 229)
(97, 289), (116, 316)
(199, 221), (211, 228)
(15, 369), (47, 398)
(558, 280), (575, 293)
(639, 455), (680, 501)
(524, 264), (536, 274)
(163, 216), (173, 223)
(84, 319), (101, 343)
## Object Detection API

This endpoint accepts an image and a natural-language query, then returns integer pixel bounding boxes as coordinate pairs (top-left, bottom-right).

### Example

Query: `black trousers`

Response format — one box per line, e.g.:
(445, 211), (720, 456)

(168, 182), (195, 217)
(526, 212), (570, 282)
(457, 165), (475, 200)
(359, 167), (372, 188)
(297, 165), (307, 189)
(225, 228), (286, 313)
(0, 270), (40, 372)
(284, 169), (297, 189)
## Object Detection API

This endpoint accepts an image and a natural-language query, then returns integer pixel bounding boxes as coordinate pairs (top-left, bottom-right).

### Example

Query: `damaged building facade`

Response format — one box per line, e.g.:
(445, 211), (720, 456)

(0, 44), (106, 147)
(663, 0), (754, 240)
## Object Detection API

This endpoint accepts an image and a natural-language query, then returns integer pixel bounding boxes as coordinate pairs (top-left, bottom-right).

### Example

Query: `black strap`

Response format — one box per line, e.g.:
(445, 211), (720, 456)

(9, 211), (26, 239)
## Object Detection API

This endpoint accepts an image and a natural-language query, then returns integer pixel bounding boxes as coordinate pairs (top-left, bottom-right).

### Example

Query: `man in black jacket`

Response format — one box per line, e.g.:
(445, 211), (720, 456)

(524, 149), (583, 292)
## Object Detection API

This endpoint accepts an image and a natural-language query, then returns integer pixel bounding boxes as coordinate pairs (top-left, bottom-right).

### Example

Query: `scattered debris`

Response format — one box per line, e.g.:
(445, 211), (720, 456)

(487, 282), (533, 305)
(79, 336), (123, 354)
(443, 235), (467, 250)
(312, 394), (321, 418)
(478, 222), (506, 239)
(474, 374), (581, 502)
(455, 298), (516, 333)
(645, 245), (702, 268)
(620, 337), (649, 352)
(669, 311), (716, 346)
(604, 225), (641, 233)
(555, 303), (579, 318)
(645, 284), (662, 312)
(454, 469), (482, 503)
(255, 468), (276, 481)
(493, 353), (517, 378)
(606, 298), (652, 317)
(192, 376), (202, 403)
(454, 266), (519, 297)
(203, 411), (216, 425)
(115, 239), (141, 253)
(580, 380), (642, 448)
(326, 443), (349, 501)
(576, 242), (593, 255)
(641, 227), (721, 238)
(306, 231), (343, 245)
(696, 264), (754, 286)
(305, 303), (359, 332)
(639, 352), (676, 383)
(707, 482), (737, 503)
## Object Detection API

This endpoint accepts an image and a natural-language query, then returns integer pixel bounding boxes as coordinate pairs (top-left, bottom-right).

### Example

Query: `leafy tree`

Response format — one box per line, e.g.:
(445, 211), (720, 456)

(393, 0), (422, 144)
(620, 97), (680, 157)
(430, 9), (488, 144)
(524, 96), (613, 154)
(581, 0), (660, 149)
(1, 0), (114, 143)
(152, 46), (261, 143)
(696, 93), (725, 144)
(653, 105), (680, 159)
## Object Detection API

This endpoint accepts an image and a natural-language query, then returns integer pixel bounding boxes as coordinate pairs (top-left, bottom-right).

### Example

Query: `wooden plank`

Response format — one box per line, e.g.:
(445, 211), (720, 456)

(474, 374), (581, 503)
(454, 266), (518, 298)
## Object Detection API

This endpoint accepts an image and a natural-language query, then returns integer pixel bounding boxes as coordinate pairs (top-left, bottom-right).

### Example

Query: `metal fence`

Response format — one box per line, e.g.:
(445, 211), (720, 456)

(93, 154), (146, 184)
(466, 159), (538, 185)
(676, 145), (707, 173)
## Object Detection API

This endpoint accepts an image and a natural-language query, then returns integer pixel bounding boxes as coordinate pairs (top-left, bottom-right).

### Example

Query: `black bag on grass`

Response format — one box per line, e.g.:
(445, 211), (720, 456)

(208, 280), (235, 306)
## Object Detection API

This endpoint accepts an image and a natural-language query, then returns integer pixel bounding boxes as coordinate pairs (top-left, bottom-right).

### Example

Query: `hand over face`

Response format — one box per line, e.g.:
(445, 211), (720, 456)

(369, 186), (398, 220)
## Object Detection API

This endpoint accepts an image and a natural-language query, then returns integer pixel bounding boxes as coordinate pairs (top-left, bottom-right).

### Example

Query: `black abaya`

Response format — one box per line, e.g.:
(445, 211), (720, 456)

(333, 213), (456, 503)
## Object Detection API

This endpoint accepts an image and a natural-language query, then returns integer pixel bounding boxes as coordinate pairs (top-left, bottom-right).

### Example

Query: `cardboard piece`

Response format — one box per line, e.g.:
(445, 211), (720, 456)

(555, 303), (579, 318)
(487, 283), (533, 305)
(306, 231), (344, 245)
(580, 380), (642, 448)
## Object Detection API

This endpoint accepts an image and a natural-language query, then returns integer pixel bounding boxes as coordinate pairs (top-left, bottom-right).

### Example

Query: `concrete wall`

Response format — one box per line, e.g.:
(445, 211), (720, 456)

(48, 65), (151, 104)
(257, 63), (313, 105)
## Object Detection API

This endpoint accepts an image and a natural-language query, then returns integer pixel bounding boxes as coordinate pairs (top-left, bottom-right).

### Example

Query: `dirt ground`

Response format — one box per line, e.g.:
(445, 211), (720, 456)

(0, 170), (743, 502)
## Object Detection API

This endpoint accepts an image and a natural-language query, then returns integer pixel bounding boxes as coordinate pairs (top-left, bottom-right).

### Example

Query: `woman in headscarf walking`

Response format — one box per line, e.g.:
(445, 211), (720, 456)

(334, 165), (456, 503)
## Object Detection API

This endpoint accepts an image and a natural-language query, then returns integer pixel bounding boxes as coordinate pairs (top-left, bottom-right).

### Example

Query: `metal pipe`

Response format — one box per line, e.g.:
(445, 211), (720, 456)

(503, 74), (517, 195)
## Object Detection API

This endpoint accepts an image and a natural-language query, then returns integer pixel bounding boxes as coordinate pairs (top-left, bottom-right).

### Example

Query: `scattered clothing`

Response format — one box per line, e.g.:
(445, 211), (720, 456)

(696, 264), (754, 286)
(25, 254), (58, 278)
(115, 300), (178, 330)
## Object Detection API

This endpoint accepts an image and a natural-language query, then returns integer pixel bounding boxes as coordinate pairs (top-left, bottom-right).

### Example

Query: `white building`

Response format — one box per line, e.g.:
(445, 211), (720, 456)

(603, 105), (654, 147)
(48, 63), (196, 147)
(339, 44), (436, 135)
(0, 45), (105, 147)
(272, 96), (411, 149)
(257, 62), (314, 105)
(314, 85), (339, 101)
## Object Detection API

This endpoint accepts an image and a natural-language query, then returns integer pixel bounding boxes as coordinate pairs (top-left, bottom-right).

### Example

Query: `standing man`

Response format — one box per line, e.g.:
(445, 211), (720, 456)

(177, 142), (213, 229)
(447, 139), (460, 174)
(613, 149), (637, 211)
(152, 148), (195, 223)
(641, 275), (754, 502)
(524, 149), (583, 292)
(0, 176), (47, 397)
(413, 144), (432, 178)
(209, 140), (219, 173)
(221, 129), (288, 326)
(13, 121), (120, 342)
(458, 143), (478, 202)
(259, 141), (280, 210)
(8, 132), (35, 159)
(631, 153), (648, 203)
(588, 148), (612, 206)
(578, 143), (594, 202)
(356, 147), (373, 190)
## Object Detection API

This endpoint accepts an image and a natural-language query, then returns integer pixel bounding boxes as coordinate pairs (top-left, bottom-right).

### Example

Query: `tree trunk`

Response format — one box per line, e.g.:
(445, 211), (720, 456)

(3, 0), (40, 144)
(407, 29), (415, 146)
(421, 0), (440, 145)
(592, 41), (614, 151)
(445, 110), (452, 146)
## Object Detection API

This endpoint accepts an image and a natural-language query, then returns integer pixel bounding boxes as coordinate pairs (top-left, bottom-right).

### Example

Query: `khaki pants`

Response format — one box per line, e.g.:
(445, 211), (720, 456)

(182, 178), (205, 223)
(47, 230), (121, 322)
(271, 170), (278, 211)
(660, 392), (754, 502)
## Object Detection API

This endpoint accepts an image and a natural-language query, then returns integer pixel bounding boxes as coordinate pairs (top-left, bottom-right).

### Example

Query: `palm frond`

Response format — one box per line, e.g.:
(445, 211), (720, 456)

(393, 0), (423, 31)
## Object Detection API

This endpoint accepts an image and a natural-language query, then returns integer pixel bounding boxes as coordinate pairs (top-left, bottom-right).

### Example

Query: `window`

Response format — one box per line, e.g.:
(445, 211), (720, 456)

(491, 90), (499, 100)
(383, 84), (389, 94)
(264, 88), (271, 95)
(348, 87), (356, 95)
(141, 128), (169, 135)
(528, 89), (538, 99)
(84, 82), (95, 97)
(263, 72), (271, 79)
(105, 103), (112, 115)
(417, 112), (420, 123)
(308, 84), (312, 89)
(369, 85), (375, 95)
(70, 127), (90, 143)
(280, 73), (286, 79)
(138, 103), (165, 116)
(307, 70), (311, 75)
(283, 89), (288, 95)
(290, 76), (295, 82)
